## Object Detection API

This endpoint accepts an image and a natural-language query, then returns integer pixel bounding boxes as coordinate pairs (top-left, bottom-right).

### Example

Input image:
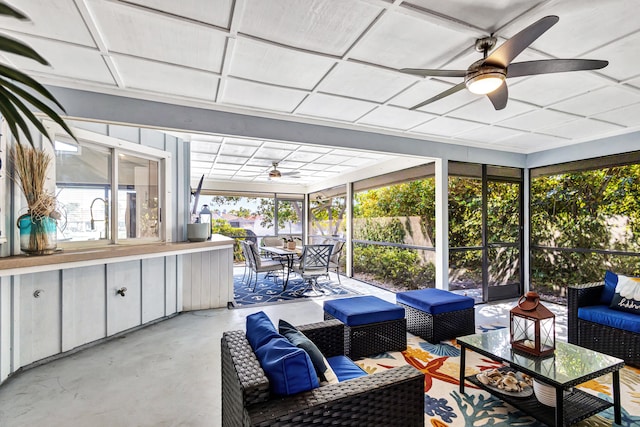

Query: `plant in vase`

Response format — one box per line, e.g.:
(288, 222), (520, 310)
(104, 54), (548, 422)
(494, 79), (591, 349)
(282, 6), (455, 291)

(12, 144), (59, 254)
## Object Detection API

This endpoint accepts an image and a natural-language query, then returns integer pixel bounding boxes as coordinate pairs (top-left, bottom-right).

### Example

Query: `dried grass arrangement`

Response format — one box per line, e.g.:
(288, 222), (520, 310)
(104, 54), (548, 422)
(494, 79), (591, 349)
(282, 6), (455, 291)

(12, 144), (58, 254)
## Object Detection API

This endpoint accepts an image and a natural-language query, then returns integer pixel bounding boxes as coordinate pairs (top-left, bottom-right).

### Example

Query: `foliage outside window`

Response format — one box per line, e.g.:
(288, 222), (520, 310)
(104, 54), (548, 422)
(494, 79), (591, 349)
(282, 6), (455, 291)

(199, 193), (302, 262)
(531, 160), (640, 303)
(54, 135), (164, 246)
(309, 189), (346, 239)
(352, 178), (436, 291)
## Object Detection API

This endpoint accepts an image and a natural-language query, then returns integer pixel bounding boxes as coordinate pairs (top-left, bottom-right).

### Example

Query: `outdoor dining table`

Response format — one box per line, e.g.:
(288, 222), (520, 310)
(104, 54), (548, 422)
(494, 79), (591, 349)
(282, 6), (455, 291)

(261, 246), (302, 289)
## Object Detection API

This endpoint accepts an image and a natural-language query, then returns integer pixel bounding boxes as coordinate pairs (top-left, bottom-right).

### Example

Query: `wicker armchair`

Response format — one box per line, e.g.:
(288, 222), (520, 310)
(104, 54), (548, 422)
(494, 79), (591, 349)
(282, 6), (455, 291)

(221, 319), (425, 427)
(568, 281), (640, 367)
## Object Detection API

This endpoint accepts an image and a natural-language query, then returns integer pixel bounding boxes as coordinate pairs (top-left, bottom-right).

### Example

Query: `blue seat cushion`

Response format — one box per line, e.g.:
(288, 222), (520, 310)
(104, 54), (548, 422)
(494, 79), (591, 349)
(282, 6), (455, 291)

(246, 311), (281, 351)
(254, 336), (319, 395)
(396, 289), (474, 315)
(578, 305), (640, 334)
(323, 296), (404, 326)
(326, 355), (367, 382)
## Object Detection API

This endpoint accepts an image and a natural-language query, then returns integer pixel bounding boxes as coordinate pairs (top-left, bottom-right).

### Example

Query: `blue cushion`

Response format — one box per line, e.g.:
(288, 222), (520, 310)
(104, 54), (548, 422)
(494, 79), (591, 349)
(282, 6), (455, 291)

(323, 296), (404, 326)
(326, 355), (367, 382)
(396, 289), (474, 315)
(578, 305), (640, 334)
(279, 319), (332, 382)
(246, 311), (280, 351)
(609, 275), (640, 315)
(600, 270), (618, 305)
(254, 336), (319, 395)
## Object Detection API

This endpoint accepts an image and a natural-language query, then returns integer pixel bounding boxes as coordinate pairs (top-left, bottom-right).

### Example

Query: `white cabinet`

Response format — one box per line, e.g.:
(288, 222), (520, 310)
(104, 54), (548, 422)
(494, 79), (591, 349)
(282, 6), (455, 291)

(142, 257), (165, 323)
(61, 265), (107, 352)
(181, 247), (233, 310)
(19, 271), (61, 366)
(106, 261), (142, 335)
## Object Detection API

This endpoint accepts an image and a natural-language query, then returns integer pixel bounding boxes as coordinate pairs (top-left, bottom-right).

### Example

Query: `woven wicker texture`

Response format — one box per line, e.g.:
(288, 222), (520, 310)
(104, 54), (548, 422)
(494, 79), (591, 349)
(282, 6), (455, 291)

(221, 320), (425, 427)
(399, 303), (475, 343)
(324, 313), (407, 359)
(568, 282), (640, 367)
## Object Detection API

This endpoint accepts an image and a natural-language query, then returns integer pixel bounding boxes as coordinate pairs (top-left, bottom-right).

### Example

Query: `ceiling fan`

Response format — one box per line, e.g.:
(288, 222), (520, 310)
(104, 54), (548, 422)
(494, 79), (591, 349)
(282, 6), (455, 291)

(267, 162), (300, 180)
(400, 15), (608, 111)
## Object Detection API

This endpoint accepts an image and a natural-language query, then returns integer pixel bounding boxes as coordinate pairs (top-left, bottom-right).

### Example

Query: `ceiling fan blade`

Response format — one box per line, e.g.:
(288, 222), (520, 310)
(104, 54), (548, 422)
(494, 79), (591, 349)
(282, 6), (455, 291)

(191, 174), (204, 216)
(485, 15), (559, 68)
(400, 68), (467, 78)
(507, 59), (609, 78)
(410, 82), (466, 110)
(486, 83), (508, 110)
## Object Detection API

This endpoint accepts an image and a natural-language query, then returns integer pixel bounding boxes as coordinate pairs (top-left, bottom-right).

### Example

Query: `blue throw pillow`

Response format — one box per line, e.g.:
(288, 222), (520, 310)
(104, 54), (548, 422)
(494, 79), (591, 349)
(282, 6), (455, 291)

(254, 336), (319, 395)
(600, 270), (618, 305)
(246, 311), (280, 351)
(609, 275), (640, 315)
(279, 319), (338, 384)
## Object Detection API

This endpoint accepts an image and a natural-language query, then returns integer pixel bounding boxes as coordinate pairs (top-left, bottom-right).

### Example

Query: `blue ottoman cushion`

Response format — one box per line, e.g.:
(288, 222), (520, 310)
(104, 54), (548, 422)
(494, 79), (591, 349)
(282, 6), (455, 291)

(396, 289), (474, 315)
(324, 296), (405, 327)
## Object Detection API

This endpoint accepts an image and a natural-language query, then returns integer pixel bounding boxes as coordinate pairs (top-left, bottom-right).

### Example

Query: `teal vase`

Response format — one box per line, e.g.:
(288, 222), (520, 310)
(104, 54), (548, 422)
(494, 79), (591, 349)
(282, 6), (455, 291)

(17, 214), (57, 255)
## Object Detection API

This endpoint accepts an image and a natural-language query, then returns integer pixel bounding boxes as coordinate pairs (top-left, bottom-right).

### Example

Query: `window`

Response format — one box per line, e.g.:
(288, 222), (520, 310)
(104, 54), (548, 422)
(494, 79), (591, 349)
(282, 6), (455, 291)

(53, 129), (167, 246)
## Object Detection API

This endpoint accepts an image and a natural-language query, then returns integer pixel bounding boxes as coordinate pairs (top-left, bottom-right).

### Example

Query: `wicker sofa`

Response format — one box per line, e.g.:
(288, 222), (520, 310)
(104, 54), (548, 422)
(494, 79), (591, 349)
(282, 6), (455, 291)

(568, 281), (640, 367)
(221, 318), (425, 427)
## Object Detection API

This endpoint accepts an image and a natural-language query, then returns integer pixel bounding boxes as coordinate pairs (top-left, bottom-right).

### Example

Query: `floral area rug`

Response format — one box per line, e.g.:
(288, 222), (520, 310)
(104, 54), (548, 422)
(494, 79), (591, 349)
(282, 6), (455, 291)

(356, 325), (640, 427)
(232, 273), (357, 307)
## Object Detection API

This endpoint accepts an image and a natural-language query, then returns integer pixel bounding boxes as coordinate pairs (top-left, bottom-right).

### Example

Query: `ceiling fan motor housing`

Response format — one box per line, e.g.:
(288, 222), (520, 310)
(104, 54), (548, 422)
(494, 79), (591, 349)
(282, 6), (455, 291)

(465, 59), (507, 94)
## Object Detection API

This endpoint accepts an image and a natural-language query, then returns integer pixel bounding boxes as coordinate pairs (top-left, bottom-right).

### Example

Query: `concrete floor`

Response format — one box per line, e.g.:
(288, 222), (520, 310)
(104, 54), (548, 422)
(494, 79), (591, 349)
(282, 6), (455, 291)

(0, 274), (567, 427)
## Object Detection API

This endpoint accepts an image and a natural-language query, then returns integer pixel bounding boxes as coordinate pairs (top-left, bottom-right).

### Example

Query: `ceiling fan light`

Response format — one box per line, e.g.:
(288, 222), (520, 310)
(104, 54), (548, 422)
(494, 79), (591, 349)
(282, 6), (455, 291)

(269, 170), (282, 179)
(465, 72), (505, 95)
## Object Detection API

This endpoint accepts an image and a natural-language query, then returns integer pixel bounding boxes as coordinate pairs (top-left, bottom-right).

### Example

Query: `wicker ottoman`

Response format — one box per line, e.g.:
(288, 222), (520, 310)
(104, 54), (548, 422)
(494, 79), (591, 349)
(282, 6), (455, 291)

(396, 288), (475, 343)
(324, 296), (407, 359)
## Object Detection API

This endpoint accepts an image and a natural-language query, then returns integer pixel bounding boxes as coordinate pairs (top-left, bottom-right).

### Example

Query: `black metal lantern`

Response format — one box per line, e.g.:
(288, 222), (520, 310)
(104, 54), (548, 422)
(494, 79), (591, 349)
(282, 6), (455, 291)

(510, 291), (556, 357)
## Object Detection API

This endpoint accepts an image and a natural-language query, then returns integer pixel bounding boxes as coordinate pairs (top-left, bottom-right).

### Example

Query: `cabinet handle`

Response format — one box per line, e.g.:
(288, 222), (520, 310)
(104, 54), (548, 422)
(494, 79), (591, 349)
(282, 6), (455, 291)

(116, 287), (127, 297)
(33, 289), (44, 298)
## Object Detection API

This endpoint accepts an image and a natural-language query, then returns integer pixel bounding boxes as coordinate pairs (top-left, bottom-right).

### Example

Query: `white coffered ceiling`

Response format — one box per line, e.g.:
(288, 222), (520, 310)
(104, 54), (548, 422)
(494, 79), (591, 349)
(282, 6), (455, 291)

(2, 0), (640, 184)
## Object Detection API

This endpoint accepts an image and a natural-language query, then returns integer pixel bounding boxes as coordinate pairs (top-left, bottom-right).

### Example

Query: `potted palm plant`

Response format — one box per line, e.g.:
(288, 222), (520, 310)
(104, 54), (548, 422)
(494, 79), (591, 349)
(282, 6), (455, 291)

(0, 1), (75, 254)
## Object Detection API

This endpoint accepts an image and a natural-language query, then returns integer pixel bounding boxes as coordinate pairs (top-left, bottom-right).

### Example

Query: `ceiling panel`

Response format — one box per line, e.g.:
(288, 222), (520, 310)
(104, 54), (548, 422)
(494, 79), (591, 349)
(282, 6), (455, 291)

(88, 0), (226, 71)
(404, 0), (547, 33)
(114, 55), (219, 100)
(230, 38), (336, 90)
(284, 151), (323, 162)
(359, 106), (435, 130)
(593, 102), (640, 127)
(509, 72), (608, 107)
(521, 0), (640, 57)
(498, 132), (570, 152)
(5, 35), (115, 85)
(191, 141), (221, 153)
(221, 79), (307, 112)
(0, 0), (95, 46)
(349, 11), (473, 69)
(497, 109), (579, 132)
(412, 116), (483, 136)
(539, 118), (624, 140)
(239, 0), (382, 56)
(296, 93), (376, 121)
(587, 31), (640, 82)
(390, 79), (479, 115)
(455, 125), (525, 144)
(550, 86), (640, 117)
(124, 0), (233, 28)
(318, 62), (416, 102)
(219, 144), (258, 156)
(448, 99), (535, 123)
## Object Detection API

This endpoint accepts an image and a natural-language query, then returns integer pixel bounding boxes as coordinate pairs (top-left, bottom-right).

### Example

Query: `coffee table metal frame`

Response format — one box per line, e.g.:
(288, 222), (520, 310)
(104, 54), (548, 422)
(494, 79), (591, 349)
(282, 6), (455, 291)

(458, 329), (623, 427)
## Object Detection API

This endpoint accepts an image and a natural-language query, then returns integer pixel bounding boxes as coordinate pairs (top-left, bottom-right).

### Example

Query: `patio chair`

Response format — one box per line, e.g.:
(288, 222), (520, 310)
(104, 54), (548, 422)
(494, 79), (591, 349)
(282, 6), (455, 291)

(240, 240), (253, 285)
(246, 241), (285, 292)
(328, 241), (344, 284)
(292, 244), (333, 296)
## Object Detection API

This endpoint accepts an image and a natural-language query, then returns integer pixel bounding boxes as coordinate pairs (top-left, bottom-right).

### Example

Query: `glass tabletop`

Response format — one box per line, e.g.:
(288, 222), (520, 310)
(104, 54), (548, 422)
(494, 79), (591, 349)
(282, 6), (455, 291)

(458, 328), (624, 386)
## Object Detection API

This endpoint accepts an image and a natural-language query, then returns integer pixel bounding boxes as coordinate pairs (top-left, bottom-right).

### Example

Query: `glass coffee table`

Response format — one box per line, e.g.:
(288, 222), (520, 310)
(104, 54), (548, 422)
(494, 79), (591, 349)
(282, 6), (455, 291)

(458, 329), (623, 427)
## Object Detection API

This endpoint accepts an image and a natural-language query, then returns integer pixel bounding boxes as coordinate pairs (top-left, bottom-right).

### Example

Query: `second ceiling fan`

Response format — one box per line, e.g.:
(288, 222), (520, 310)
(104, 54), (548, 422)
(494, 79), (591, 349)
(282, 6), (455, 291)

(400, 15), (608, 110)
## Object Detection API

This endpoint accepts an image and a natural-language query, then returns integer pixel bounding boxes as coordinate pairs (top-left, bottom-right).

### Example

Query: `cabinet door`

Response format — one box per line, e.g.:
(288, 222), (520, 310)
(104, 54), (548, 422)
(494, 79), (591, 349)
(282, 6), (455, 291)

(106, 261), (141, 335)
(61, 265), (106, 352)
(142, 257), (165, 323)
(19, 271), (61, 365)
